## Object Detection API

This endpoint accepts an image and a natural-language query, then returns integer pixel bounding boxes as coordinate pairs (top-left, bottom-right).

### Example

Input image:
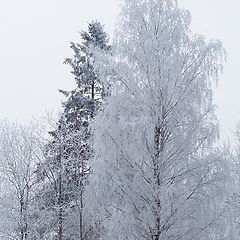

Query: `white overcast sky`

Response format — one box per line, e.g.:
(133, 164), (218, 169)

(0, 0), (239, 141)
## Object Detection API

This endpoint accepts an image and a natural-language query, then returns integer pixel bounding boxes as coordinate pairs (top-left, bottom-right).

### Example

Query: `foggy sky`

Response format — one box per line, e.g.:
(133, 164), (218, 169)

(0, 0), (239, 141)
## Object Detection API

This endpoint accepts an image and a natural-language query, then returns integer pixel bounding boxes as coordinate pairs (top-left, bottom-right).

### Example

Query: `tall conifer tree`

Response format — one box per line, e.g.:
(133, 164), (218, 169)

(35, 21), (110, 240)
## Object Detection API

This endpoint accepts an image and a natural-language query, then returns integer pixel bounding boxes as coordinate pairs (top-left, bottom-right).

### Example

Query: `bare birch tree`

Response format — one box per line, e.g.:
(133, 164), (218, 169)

(0, 121), (44, 240)
(87, 0), (226, 239)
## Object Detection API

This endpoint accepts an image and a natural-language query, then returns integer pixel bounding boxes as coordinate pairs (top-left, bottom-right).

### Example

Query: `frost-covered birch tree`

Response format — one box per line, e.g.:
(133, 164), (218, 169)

(0, 121), (44, 240)
(223, 123), (240, 239)
(87, 0), (226, 239)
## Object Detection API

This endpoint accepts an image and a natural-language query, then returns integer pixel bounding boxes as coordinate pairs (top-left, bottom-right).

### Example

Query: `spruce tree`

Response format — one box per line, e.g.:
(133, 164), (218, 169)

(35, 21), (110, 240)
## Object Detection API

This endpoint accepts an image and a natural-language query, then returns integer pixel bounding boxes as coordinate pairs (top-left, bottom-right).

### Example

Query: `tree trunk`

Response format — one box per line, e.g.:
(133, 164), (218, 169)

(152, 125), (162, 240)
(20, 195), (25, 240)
(58, 145), (63, 240)
(79, 189), (83, 240)
(79, 155), (84, 240)
(91, 81), (95, 118)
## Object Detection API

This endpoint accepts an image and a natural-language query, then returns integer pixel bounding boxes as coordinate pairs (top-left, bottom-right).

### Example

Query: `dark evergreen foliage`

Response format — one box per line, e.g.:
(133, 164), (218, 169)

(34, 21), (110, 240)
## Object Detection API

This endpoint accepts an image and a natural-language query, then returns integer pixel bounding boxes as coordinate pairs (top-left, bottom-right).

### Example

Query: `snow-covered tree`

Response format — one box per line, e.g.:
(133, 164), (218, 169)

(63, 20), (111, 121)
(0, 121), (44, 240)
(32, 117), (90, 240)
(87, 0), (226, 239)
(34, 21), (110, 240)
(223, 123), (240, 239)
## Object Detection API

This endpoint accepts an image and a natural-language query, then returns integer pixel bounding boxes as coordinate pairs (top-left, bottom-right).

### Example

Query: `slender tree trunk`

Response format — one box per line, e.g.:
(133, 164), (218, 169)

(91, 81), (95, 118)
(79, 188), (83, 240)
(58, 145), (63, 240)
(20, 196), (24, 240)
(152, 125), (162, 240)
(91, 82), (95, 100)
(58, 176), (63, 240)
(24, 185), (29, 240)
(79, 139), (85, 240)
(152, 116), (169, 240)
